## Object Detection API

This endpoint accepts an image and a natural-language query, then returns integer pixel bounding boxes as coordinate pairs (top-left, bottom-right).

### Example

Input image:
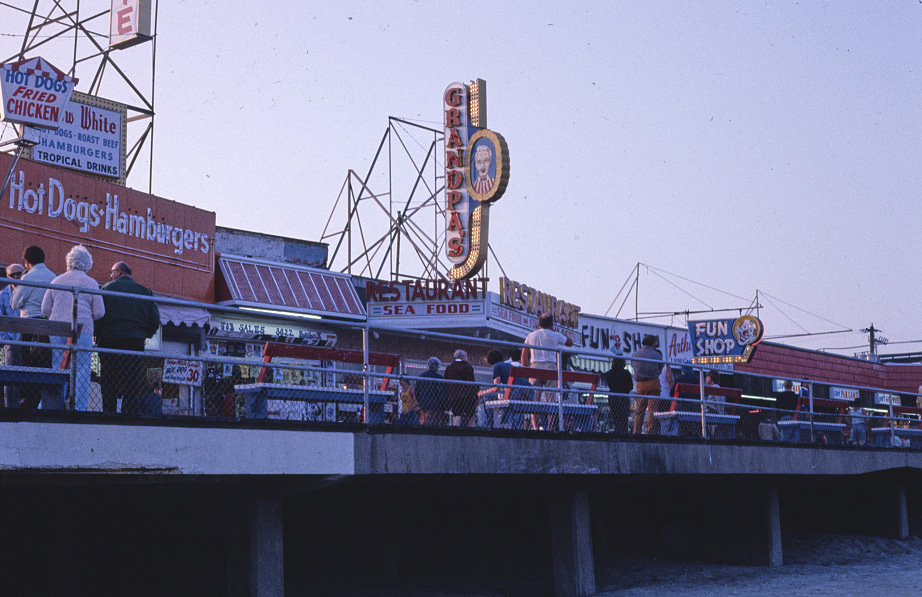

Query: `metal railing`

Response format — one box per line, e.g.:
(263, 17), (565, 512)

(1, 274), (921, 449)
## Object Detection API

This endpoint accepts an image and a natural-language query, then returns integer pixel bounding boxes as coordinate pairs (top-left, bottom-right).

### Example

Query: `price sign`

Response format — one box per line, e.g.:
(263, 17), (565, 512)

(163, 358), (204, 387)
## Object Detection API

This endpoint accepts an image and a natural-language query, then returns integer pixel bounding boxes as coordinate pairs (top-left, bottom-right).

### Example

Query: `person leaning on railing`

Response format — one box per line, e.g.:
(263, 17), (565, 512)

(445, 349), (477, 428)
(94, 261), (160, 415)
(478, 348), (533, 429)
(602, 356), (633, 436)
(776, 380), (799, 442)
(415, 357), (445, 427)
(1, 263), (25, 409)
(41, 245), (105, 411)
(10, 245), (56, 410)
(631, 334), (663, 435)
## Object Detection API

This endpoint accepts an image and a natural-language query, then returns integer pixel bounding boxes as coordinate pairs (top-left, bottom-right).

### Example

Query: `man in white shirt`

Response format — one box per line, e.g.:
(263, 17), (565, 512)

(10, 246), (56, 409)
(522, 312), (573, 408)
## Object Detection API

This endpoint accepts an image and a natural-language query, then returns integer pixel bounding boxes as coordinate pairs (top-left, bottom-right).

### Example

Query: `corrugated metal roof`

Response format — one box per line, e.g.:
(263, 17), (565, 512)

(217, 256), (365, 320)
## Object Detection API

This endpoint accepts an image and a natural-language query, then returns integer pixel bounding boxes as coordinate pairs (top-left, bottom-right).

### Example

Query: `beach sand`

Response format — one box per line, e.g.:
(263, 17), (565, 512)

(599, 534), (922, 595)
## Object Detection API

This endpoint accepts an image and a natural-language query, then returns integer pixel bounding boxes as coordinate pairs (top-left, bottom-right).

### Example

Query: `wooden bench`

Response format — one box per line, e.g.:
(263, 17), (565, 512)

(1, 315), (74, 337)
(234, 342), (400, 422)
(779, 397), (849, 444)
(483, 366), (599, 431)
(0, 315), (78, 400)
(654, 383), (742, 438)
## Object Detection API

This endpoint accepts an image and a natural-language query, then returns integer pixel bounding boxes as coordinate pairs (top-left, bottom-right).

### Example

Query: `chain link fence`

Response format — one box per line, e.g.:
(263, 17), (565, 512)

(2, 275), (922, 448)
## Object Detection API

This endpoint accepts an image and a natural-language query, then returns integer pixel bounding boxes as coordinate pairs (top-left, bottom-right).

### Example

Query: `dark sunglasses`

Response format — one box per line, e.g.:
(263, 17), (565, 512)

(8, 272), (21, 279)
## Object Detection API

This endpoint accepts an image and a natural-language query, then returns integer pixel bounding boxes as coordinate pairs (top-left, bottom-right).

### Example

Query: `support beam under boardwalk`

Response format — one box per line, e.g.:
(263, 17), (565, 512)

(550, 491), (596, 596)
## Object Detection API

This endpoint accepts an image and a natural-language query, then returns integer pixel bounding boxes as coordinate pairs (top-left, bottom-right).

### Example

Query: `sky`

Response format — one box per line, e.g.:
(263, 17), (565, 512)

(2, 1), (921, 357)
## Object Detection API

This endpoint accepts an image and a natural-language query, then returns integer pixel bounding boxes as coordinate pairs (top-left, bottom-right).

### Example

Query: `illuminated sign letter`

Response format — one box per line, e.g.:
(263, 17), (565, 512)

(109, 0), (153, 50)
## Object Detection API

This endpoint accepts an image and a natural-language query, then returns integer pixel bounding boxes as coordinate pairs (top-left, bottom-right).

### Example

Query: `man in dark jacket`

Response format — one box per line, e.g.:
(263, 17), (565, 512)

(415, 357), (445, 427)
(444, 349), (477, 428)
(95, 262), (160, 414)
(603, 356), (634, 435)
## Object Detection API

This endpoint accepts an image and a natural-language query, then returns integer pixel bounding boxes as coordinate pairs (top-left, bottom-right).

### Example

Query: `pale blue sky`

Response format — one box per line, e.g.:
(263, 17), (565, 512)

(3, 1), (921, 355)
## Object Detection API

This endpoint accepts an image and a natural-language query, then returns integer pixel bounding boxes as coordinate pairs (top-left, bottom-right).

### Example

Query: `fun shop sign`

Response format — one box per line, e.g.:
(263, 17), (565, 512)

(688, 316), (764, 365)
(0, 57), (76, 129)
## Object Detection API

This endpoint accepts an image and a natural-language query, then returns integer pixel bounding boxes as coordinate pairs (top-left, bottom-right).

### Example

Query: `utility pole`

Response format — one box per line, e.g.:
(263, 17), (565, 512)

(860, 324), (887, 358)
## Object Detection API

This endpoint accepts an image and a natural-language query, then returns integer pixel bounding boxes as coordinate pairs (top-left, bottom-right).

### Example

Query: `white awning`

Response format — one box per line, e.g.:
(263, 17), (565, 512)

(159, 304), (211, 328)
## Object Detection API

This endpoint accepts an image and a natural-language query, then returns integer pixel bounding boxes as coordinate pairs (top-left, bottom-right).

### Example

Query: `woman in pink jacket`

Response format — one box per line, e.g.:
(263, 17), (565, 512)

(42, 245), (105, 411)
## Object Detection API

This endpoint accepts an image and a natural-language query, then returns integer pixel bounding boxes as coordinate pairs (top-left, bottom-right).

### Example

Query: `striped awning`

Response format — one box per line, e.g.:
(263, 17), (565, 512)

(216, 256), (365, 320)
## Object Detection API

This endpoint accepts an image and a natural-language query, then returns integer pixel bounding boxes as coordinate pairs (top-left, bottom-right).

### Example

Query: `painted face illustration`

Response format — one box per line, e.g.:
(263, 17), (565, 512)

(475, 145), (492, 179)
(733, 316), (761, 346)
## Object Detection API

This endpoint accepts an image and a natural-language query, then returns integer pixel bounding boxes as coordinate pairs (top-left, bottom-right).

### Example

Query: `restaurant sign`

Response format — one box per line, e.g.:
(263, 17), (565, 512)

(688, 316), (763, 365)
(0, 57), (76, 129)
(498, 277), (580, 329)
(366, 277), (488, 318)
(444, 79), (509, 280)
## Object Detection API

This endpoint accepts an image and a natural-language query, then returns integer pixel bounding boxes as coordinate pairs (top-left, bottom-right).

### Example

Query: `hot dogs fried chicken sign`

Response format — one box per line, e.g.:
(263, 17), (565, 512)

(1, 57), (76, 130)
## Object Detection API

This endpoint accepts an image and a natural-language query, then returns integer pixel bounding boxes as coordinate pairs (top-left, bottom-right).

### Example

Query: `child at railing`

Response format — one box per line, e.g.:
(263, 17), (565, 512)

(397, 378), (419, 427)
(848, 398), (867, 447)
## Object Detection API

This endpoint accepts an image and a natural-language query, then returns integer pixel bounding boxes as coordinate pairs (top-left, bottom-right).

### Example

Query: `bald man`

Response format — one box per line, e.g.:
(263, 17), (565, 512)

(95, 262), (160, 414)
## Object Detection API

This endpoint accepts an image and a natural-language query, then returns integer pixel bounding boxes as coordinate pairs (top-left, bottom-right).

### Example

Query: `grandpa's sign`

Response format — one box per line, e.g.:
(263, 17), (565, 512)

(688, 316), (763, 365)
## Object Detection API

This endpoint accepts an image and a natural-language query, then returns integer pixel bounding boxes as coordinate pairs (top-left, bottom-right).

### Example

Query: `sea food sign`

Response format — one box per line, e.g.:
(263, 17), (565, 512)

(0, 57), (76, 129)
(366, 277), (488, 318)
(444, 79), (509, 280)
(688, 316), (763, 365)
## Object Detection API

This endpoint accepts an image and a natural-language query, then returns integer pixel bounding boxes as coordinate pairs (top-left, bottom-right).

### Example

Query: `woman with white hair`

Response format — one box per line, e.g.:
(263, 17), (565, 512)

(41, 245), (105, 411)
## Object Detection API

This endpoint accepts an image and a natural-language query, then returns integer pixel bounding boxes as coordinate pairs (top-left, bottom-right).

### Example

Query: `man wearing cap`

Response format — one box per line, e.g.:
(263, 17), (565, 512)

(10, 246), (56, 409)
(1, 264), (25, 407)
(95, 262), (160, 414)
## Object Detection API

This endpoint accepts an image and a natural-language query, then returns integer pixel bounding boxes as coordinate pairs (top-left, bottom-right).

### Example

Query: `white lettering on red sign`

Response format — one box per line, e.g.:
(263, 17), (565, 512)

(5, 171), (211, 255)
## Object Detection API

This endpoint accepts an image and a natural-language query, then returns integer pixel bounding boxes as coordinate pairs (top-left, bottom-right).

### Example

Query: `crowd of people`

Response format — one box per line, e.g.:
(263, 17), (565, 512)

(0, 244), (161, 414)
(3, 261), (918, 444)
(389, 327), (910, 445)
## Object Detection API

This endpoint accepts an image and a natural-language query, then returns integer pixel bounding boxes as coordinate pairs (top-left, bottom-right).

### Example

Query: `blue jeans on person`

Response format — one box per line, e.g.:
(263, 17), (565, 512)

(49, 332), (92, 411)
(850, 424), (867, 446)
(499, 387), (530, 429)
(780, 416), (796, 443)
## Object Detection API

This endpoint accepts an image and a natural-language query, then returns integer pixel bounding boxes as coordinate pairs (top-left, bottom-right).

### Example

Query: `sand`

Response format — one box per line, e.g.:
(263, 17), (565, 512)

(599, 534), (922, 595)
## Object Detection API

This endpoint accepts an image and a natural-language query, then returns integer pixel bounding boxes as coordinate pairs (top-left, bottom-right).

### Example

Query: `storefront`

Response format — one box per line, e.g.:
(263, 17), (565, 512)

(1, 151), (218, 412)
(208, 253), (371, 419)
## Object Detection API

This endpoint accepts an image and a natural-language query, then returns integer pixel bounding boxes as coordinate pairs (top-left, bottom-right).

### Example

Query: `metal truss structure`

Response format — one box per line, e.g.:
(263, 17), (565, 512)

(321, 116), (502, 283)
(0, 0), (158, 190)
